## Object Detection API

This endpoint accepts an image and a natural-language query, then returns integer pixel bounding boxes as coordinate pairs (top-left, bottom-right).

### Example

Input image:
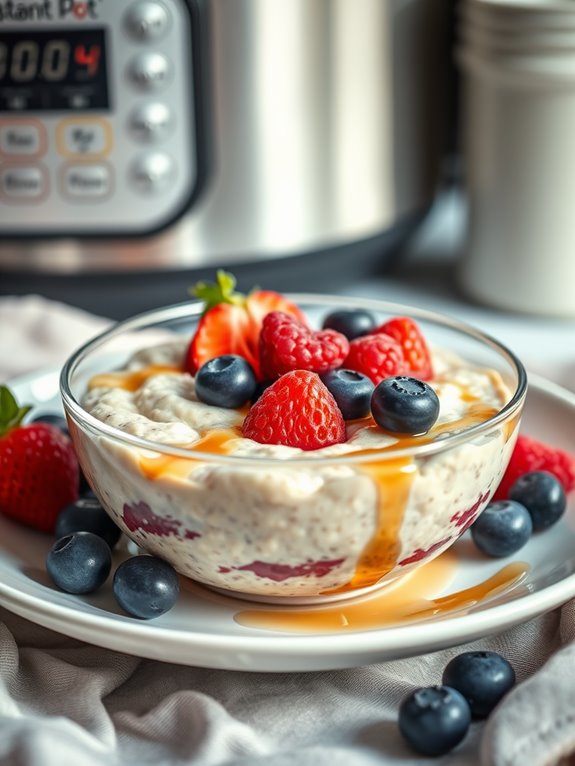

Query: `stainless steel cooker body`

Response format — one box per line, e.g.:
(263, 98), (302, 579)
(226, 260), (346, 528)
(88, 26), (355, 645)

(0, 0), (452, 273)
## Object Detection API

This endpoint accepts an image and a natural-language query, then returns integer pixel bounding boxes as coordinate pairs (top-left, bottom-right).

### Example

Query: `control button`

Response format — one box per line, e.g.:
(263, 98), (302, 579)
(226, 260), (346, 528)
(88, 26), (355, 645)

(62, 164), (113, 200)
(125, 2), (171, 41)
(0, 121), (46, 159)
(128, 53), (172, 91)
(129, 102), (173, 143)
(0, 166), (47, 202)
(130, 153), (175, 193)
(56, 119), (113, 157)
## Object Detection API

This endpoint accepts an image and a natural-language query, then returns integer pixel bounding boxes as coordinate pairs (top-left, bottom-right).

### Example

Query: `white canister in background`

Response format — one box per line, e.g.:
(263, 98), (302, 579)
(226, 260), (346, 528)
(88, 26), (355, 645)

(456, 23), (575, 317)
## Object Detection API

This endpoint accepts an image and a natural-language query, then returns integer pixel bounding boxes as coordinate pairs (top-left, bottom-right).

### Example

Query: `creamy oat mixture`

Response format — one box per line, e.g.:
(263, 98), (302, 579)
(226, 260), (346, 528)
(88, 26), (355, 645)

(78, 339), (517, 599)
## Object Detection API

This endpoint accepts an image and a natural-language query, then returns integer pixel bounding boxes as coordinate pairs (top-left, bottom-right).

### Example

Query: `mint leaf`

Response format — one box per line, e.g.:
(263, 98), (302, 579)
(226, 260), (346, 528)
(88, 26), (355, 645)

(0, 385), (32, 437)
(190, 270), (246, 313)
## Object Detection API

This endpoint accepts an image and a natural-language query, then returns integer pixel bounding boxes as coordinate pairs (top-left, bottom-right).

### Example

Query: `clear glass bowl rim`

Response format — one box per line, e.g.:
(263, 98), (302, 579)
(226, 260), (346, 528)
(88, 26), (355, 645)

(60, 293), (528, 467)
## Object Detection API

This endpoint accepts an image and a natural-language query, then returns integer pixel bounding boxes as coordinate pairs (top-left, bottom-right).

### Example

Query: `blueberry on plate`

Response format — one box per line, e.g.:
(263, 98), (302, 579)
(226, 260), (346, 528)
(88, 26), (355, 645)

(442, 651), (516, 718)
(46, 531), (112, 595)
(320, 369), (374, 420)
(509, 470), (567, 532)
(371, 376), (440, 435)
(470, 500), (533, 557)
(113, 556), (180, 620)
(398, 685), (471, 757)
(55, 497), (122, 549)
(321, 309), (377, 340)
(195, 354), (257, 408)
(29, 413), (69, 436)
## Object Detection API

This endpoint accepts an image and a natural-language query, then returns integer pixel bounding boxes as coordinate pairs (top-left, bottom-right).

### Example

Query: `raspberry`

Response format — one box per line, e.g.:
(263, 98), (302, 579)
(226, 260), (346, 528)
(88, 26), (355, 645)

(493, 434), (575, 501)
(259, 312), (349, 379)
(242, 370), (346, 450)
(374, 317), (433, 381)
(343, 334), (407, 385)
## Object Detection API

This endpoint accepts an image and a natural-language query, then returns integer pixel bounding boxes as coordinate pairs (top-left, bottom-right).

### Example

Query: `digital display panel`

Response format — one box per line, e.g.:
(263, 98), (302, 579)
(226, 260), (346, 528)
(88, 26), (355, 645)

(0, 29), (109, 112)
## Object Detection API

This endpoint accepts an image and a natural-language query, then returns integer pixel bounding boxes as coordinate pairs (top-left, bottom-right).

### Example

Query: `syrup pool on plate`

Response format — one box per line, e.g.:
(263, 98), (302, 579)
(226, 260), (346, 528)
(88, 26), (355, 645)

(179, 551), (530, 634)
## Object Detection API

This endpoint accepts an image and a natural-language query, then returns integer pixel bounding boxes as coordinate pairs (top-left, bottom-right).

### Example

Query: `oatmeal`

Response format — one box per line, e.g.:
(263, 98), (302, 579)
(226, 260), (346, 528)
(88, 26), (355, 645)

(76, 339), (518, 599)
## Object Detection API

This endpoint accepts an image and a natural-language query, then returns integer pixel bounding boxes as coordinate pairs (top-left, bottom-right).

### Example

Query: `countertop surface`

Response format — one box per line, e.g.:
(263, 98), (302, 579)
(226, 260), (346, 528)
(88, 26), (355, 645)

(345, 191), (575, 393)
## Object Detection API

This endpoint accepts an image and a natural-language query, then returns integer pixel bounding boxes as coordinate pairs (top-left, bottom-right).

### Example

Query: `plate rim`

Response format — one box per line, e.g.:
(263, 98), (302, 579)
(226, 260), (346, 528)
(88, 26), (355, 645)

(2, 367), (575, 669)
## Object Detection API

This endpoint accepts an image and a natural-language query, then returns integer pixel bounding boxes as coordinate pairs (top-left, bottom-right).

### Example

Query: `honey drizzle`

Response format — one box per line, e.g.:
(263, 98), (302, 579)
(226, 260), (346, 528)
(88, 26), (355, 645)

(325, 457), (416, 593)
(139, 429), (238, 479)
(88, 364), (182, 392)
(233, 558), (529, 633)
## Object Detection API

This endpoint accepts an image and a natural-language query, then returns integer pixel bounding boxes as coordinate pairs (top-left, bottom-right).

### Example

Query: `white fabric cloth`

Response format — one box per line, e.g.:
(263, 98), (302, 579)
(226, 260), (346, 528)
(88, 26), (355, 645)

(0, 294), (574, 766)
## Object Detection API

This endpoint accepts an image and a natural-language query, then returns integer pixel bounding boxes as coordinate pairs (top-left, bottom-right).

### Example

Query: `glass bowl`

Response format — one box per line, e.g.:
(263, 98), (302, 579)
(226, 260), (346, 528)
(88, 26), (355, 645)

(60, 295), (527, 604)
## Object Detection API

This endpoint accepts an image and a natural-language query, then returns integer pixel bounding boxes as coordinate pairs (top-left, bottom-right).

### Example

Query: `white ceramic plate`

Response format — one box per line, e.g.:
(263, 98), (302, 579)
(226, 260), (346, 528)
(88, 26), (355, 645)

(1, 368), (575, 672)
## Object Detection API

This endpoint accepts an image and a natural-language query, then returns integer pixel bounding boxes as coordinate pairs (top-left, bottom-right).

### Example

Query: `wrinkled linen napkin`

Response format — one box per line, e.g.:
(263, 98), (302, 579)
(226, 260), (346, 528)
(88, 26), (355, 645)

(0, 294), (574, 766)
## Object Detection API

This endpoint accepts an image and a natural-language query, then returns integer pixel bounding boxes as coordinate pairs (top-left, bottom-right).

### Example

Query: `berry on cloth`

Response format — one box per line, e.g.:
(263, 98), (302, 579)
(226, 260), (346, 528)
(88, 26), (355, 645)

(242, 370), (346, 450)
(371, 376), (440, 435)
(470, 500), (533, 557)
(492, 434), (575, 501)
(509, 470), (567, 532)
(259, 311), (349, 380)
(373, 316), (433, 381)
(398, 685), (471, 757)
(343, 333), (407, 385)
(185, 271), (305, 380)
(442, 651), (516, 718)
(0, 386), (79, 533)
(321, 309), (377, 340)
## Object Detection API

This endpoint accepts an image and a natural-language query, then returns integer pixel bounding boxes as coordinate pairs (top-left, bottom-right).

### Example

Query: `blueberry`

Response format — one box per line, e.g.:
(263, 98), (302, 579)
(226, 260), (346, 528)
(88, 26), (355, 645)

(442, 651), (516, 718)
(509, 470), (566, 532)
(251, 379), (273, 404)
(471, 500), (533, 557)
(29, 413), (69, 436)
(46, 532), (112, 595)
(398, 685), (471, 756)
(113, 556), (180, 619)
(55, 497), (122, 549)
(371, 376), (440, 435)
(195, 354), (257, 408)
(320, 369), (374, 420)
(321, 309), (377, 340)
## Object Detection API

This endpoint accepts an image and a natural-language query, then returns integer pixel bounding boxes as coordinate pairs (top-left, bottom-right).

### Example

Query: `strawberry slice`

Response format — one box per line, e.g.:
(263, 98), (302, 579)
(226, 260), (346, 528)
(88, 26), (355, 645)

(185, 271), (305, 380)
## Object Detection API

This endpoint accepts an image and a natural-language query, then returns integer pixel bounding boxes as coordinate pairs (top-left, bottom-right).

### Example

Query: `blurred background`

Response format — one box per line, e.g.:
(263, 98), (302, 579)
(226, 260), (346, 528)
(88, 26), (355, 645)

(1, 0), (575, 328)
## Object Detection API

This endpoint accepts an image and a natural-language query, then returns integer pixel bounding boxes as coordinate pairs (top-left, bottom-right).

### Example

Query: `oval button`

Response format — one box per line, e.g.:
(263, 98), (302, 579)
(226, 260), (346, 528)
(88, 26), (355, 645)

(0, 165), (47, 202)
(129, 102), (173, 143)
(130, 153), (175, 193)
(62, 164), (113, 201)
(128, 53), (172, 92)
(125, 2), (171, 42)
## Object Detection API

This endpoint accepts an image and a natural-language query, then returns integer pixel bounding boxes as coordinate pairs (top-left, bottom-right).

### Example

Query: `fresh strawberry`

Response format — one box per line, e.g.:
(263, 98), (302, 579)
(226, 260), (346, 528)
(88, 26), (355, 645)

(242, 370), (346, 450)
(259, 311), (349, 380)
(0, 386), (79, 533)
(373, 316), (433, 380)
(185, 271), (305, 380)
(343, 334), (408, 384)
(493, 434), (575, 501)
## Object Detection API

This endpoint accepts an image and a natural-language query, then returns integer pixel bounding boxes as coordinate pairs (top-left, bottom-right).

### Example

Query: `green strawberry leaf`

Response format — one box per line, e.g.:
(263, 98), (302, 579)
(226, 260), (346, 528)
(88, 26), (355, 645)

(0, 385), (32, 437)
(189, 270), (246, 314)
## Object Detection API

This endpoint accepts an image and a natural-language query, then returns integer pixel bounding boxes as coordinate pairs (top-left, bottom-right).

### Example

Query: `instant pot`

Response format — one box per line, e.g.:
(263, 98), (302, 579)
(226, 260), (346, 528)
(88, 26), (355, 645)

(0, 0), (454, 317)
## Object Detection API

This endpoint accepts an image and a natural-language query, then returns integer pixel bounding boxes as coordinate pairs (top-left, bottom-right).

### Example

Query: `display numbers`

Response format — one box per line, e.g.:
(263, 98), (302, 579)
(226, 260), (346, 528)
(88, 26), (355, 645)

(0, 40), (102, 83)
